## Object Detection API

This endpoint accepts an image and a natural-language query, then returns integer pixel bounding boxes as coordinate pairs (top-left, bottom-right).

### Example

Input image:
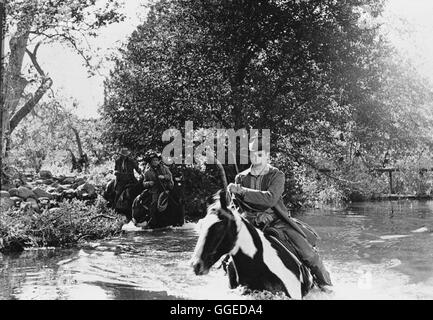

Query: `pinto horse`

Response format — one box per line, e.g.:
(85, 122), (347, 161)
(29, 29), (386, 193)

(190, 190), (314, 299)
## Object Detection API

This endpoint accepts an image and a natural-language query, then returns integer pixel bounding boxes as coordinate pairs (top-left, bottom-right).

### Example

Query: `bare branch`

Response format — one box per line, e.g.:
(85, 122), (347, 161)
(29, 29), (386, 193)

(25, 42), (45, 76)
(9, 77), (53, 133)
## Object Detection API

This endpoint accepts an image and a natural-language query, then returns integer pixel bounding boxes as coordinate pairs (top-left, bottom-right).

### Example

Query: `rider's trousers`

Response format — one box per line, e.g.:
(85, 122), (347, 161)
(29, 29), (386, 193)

(263, 220), (333, 287)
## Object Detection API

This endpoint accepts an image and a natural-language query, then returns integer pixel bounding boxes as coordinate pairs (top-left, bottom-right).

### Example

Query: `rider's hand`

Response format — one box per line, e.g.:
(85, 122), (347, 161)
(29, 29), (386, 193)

(227, 183), (237, 194)
(148, 181), (155, 186)
(158, 175), (165, 180)
(228, 183), (244, 195)
(255, 212), (274, 227)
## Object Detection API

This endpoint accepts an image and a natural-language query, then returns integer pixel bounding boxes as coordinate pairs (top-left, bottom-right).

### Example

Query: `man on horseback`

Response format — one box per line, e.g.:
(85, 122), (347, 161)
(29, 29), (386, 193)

(140, 151), (174, 221)
(114, 147), (142, 208)
(227, 135), (332, 290)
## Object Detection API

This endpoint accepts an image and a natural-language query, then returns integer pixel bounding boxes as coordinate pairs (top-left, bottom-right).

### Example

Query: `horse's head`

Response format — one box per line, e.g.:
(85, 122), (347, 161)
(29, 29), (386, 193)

(190, 190), (239, 275)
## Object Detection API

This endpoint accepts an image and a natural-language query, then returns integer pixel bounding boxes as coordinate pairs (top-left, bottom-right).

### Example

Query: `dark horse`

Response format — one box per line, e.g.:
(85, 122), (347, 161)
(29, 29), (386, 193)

(102, 177), (144, 221)
(190, 190), (315, 299)
(103, 176), (185, 228)
(131, 178), (185, 229)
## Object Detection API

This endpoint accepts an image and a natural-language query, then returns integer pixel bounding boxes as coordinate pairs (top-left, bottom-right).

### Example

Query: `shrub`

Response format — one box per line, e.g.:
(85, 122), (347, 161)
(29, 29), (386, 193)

(0, 197), (123, 253)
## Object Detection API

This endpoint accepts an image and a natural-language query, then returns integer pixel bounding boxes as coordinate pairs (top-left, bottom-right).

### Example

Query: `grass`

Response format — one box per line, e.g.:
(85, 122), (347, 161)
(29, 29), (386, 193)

(0, 197), (124, 254)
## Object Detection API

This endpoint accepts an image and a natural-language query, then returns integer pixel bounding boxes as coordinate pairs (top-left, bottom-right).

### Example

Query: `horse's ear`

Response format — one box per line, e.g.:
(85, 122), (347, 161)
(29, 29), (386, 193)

(207, 194), (216, 206)
(218, 189), (228, 210)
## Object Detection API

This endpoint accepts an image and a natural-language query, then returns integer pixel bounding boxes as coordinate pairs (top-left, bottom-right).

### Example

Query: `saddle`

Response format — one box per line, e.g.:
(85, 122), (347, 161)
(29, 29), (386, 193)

(231, 195), (318, 246)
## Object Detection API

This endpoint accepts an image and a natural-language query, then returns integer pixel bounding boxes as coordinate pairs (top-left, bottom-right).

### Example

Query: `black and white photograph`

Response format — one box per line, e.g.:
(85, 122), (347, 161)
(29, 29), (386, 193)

(1, 0), (433, 304)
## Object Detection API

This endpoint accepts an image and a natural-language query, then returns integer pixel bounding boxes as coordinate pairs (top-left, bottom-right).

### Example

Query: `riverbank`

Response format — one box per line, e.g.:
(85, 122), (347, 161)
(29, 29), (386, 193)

(0, 197), (124, 254)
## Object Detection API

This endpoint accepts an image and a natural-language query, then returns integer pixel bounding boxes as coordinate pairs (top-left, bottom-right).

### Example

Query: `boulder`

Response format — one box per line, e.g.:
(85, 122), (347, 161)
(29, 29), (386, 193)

(77, 182), (96, 198)
(71, 178), (86, 189)
(39, 170), (53, 179)
(15, 186), (37, 200)
(47, 187), (57, 193)
(56, 185), (67, 192)
(0, 190), (10, 198)
(62, 189), (77, 199)
(10, 196), (23, 206)
(1, 183), (14, 191)
(35, 179), (45, 185)
(60, 177), (76, 185)
(50, 192), (63, 201)
(0, 197), (15, 211)
(38, 197), (51, 207)
(21, 198), (39, 212)
(32, 187), (53, 199)
(42, 179), (54, 185)
(8, 187), (19, 197)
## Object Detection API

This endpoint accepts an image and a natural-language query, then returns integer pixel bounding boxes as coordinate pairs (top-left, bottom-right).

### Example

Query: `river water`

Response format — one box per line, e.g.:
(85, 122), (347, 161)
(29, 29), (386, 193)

(1, 200), (433, 300)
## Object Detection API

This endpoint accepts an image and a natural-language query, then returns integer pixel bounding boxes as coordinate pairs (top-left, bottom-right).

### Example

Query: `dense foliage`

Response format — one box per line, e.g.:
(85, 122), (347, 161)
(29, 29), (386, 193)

(102, 0), (433, 205)
(0, 197), (123, 253)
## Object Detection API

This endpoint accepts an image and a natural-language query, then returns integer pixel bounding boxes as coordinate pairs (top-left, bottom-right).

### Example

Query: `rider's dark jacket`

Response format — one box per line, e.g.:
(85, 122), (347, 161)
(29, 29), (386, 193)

(114, 155), (141, 180)
(142, 163), (174, 193)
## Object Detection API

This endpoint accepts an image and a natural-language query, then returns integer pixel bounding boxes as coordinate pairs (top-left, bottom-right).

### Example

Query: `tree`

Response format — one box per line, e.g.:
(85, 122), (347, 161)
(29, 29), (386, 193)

(9, 97), (110, 173)
(103, 0), (432, 160)
(1, 0), (124, 160)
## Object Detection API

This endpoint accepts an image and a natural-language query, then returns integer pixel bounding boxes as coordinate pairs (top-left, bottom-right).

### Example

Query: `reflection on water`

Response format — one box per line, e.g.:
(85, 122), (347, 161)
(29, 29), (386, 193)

(1, 201), (432, 300)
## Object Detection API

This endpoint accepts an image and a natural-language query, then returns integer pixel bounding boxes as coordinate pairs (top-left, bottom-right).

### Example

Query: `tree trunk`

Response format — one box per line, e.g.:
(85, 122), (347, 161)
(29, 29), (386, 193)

(70, 126), (84, 156)
(2, 4), (36, 159)
(1, 0), (6, 160)
(9, 77), (53, 132)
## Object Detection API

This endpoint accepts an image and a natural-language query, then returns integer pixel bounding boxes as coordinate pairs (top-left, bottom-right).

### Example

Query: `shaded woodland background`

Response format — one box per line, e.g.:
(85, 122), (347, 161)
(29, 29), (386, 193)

(2, 0), (433, 216)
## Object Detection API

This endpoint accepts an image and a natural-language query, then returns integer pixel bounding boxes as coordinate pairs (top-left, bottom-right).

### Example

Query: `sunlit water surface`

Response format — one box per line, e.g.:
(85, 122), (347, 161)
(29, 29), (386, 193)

(1, 200), (433, 300)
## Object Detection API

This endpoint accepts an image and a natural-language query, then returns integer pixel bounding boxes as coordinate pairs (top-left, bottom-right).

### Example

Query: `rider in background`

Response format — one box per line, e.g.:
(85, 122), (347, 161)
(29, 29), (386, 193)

(114, 147), (142, 206)
(142, 151), (174, 216)
(227, 135), (332, 290)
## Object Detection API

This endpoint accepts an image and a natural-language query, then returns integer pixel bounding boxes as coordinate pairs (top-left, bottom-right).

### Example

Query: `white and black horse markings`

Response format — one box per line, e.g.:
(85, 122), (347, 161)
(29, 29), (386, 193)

(190, 190), (315, 299)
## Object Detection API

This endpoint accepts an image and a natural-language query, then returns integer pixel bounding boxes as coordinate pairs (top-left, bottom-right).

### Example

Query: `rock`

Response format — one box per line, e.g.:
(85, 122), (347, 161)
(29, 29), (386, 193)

(0, 198), (15, 211)
(35, 179), (45, 185)
(8, 188), (19, 197)
(50, 192), (63, 201)
(32, 187), (53, 199)
(14, 186), (37, 200)
(38, 197), (51, 207)
(1, 184), (14, 191)
(56, 185), (66, 192)
(0, 191), (10, 198)
(47, 187), (57, 193)
(20, 198), (40, 212)
(43, 179), (54, 185)
(62, 189), (77, 199)
(60, 177), (76, 185)
(71, 178), (86, 189)
(39, 170), (53, 179)
(10, 196), (23, 206)
(77, 182), (96, 198)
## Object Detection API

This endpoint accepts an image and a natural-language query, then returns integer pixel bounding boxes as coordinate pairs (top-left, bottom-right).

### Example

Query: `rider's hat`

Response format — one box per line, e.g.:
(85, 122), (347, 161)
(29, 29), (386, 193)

(145, 150), (162, 163)
(120, 147), (131, 156)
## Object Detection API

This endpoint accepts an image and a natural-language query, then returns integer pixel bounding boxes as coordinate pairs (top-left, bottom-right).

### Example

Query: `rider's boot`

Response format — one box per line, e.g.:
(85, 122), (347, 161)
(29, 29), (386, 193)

(308, 257), (333, 288)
